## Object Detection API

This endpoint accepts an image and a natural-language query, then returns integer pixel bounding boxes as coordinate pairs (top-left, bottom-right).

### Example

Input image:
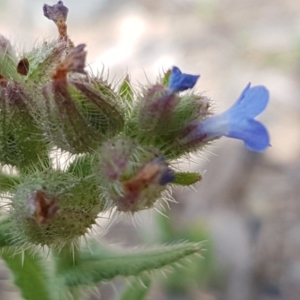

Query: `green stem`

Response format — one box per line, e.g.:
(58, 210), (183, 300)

(53, 242), (80, 271)
(52, 241), (82, 300)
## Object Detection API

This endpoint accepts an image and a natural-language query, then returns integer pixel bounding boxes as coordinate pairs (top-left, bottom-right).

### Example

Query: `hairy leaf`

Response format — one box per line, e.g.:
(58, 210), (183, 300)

(61, 242), (202, 286)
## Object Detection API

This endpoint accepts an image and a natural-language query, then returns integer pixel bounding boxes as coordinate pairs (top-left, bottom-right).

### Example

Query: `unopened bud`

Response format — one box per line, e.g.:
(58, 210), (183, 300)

(32, 44), (123, 153)
(10, 171), (100, 246)
(97, 139), (174, 213)
(138, 84), (179, 133)
(99, 138), (134, 181)
(118, 157), (175, 212)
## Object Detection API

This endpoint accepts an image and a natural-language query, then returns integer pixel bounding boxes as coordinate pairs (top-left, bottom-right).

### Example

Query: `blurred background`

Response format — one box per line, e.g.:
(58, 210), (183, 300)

(0, 0), (299, 299)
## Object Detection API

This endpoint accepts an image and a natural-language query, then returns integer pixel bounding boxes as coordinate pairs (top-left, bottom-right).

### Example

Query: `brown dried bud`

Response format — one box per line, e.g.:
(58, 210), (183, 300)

(27, 190), (59, 224)
(123, 157), (175, 194)
(116, 157), (175, 212)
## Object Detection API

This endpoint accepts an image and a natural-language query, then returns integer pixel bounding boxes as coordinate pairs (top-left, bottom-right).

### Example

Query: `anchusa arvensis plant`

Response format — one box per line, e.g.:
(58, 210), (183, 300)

(0, 1), (270, 299)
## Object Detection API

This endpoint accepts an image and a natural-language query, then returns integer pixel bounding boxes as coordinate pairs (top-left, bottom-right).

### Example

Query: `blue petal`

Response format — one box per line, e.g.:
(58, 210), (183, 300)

(182, 83), (271, 152)
(226, 119), (270, 152)
(168, 66), (200, 92)
(229, 84), (269, 119)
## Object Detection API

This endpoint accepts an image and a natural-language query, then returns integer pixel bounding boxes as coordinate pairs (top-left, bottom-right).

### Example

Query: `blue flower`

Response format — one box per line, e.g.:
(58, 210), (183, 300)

(168, 66), (200, 92)
(181, 83), (270, 152)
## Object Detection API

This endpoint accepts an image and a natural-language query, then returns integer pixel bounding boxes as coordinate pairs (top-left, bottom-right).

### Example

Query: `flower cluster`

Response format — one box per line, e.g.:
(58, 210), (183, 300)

(0, 1), (270, 248)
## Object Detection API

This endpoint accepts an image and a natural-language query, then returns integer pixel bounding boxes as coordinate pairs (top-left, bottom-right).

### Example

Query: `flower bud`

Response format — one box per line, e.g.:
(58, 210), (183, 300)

(97, 138), (175, 213)
(131, 67), (211, 158)
(10, 170), (102, 246)
(118, 156), (175, 212)
(99, 138), (134, 181)
(33, 45), (124, 153)
(138, 84), (180, 134)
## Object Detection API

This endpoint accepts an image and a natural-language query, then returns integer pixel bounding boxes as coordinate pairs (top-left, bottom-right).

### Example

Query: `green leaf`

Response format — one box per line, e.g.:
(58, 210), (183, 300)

(61, 242), (202, 287)
(1, 249), (56, 300)
(120, 275), (151, 300)
(173, 172), (202, 186)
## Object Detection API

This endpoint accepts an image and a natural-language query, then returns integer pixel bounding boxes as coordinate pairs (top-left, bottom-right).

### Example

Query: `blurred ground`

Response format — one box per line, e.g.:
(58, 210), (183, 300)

(0, 0), (299, 299)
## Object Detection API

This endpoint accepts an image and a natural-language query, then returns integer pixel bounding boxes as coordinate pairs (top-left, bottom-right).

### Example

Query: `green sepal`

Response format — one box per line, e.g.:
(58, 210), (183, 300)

(163, 94), (210, 148)
(4, 120), (50, 173)
(118, 75), (134, 105)
(25, 40), (68, 83)
(161, 69), (171, 87)
(60, 242), (202, 287)
(0, 218), (18, 248)
(1, 249), (56, 300)
(69, 81), (125, 137)
(173, 172), (202, 186)
(0, 172), (20, 192)
(0, 80), (50, 171)
(67, 154), (95, 178)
